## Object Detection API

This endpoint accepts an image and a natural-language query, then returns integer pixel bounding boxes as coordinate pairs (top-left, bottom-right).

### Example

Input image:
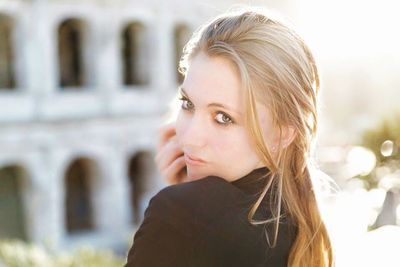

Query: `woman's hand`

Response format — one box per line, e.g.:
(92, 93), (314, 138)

(154, 122), (188, 185)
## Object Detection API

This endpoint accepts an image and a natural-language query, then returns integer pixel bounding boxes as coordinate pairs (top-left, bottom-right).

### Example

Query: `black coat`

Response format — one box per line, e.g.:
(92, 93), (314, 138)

(124, 167), (298, 267)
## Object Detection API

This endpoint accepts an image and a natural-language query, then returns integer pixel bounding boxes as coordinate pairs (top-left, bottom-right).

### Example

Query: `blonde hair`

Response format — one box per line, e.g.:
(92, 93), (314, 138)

(177, 5), (335, 267)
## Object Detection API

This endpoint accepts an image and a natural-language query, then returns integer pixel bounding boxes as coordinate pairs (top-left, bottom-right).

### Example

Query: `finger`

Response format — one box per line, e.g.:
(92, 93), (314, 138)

(164, 155), (186, 184)
(176, 164), (188, 183)
(156, 122), (176, 151)
(155, 138), (183, 171)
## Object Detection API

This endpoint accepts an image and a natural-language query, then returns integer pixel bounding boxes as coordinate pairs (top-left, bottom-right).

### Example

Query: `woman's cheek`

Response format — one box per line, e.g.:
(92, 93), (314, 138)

(175, 113), (186, 147)
(212, 135), (235, 157)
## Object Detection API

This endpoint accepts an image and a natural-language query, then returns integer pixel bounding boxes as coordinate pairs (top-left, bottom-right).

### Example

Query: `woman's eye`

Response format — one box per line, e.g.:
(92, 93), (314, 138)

(178, 97), (193, 110)
(178, 96), (234, 126)
(215, 112), (233, 125)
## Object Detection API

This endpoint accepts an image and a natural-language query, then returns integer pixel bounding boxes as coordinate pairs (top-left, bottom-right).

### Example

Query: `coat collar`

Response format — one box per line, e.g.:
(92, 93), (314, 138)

(230, 166), (271, 195)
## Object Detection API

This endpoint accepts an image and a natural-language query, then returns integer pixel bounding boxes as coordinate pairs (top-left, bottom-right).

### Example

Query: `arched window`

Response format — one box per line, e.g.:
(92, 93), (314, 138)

(0, 165), (27, 240)
(0, 14), (15, 90)
(174, 24), (191, 84)
(128, 151), (155, 225)
(58, 18), (86, 88)
(64, 157), (95, 233)
(121, 22), (149, 86)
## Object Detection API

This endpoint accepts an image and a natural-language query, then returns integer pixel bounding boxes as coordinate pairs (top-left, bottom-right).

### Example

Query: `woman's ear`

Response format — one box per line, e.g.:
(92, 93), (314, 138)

(273, 125), (296, 150)
(282, 125), (296, 148)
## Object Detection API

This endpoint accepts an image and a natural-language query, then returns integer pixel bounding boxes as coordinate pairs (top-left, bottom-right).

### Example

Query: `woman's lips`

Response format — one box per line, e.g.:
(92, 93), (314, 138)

(185, 154), (206, 165)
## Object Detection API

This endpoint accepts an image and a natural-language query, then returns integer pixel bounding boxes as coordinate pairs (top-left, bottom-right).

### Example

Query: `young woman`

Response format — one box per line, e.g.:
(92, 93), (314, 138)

(125, 6), (335, 267)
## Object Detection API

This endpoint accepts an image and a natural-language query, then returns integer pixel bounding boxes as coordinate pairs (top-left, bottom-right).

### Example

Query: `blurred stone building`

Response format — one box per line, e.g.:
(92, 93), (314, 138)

(0, 0), (221, 254)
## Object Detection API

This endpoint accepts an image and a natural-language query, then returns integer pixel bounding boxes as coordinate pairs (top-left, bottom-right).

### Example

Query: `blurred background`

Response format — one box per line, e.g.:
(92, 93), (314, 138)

(0, 0), (399, 266)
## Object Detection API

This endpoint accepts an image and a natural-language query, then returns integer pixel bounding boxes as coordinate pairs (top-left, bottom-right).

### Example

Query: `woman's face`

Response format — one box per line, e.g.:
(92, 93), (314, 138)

(175, 51), (277, 182)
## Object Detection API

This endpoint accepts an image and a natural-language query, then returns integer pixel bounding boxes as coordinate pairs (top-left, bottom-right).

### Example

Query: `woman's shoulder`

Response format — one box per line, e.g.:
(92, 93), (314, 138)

(126, 177), (233, 267)
(146, 176), (242, 222)
(127, 175), (298, 267)
(146, 177), (297, 266)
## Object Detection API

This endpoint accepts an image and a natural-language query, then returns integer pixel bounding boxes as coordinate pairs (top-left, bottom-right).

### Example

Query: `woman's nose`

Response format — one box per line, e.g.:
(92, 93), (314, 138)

(180, 116), (207, 149)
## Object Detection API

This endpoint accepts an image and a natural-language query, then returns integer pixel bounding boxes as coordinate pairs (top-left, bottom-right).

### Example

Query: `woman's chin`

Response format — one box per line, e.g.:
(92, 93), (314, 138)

(187, 171), (207, 182)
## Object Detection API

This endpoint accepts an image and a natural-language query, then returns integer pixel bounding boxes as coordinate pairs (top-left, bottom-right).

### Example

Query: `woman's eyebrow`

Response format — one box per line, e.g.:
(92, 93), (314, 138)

(179, 87), (242, 116)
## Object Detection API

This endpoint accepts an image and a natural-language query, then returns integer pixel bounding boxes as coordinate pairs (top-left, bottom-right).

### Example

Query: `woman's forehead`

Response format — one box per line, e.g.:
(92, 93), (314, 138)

(182, 52), (244, 112)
